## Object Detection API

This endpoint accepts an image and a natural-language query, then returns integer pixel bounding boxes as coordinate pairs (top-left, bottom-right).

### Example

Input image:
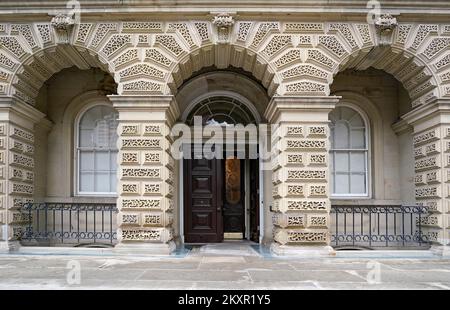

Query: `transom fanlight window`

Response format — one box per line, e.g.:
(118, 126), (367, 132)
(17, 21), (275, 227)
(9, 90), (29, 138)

(186, 96), (257, 126)
(77, 105), (119, 195)
(329, 106), (369, 197)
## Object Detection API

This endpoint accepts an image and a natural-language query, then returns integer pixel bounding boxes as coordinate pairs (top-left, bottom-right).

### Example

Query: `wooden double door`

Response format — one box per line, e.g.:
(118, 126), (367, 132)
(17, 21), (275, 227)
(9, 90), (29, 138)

(184, 156), (259, 243)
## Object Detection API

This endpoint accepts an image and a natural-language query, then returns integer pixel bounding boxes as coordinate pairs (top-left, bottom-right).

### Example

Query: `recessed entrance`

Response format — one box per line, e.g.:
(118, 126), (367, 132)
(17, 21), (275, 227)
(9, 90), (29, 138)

(183, 155), (260, 244)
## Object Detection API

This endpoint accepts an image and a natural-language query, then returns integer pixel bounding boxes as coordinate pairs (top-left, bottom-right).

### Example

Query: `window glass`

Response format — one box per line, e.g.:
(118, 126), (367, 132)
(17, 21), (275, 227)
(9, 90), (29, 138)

(77, 105), (118, 194)
(330, 106), (368, 196)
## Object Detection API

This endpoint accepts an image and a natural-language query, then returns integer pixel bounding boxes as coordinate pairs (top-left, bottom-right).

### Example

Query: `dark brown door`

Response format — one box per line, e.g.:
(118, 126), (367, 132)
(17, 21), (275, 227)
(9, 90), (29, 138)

(249, 159), (260, 243)
(223, 157), (245, 238)
(184, 157), (223, 243)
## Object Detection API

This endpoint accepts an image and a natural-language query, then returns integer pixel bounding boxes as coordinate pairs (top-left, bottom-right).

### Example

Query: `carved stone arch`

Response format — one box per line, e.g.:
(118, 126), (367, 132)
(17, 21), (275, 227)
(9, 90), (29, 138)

(5, 44), (117, 106)
(166, 43), (281, 97)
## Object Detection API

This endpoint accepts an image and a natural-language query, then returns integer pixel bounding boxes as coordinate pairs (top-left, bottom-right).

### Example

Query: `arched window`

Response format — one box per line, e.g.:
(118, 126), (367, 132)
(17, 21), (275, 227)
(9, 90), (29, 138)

(76, 104), (119, 195)
(329, 106), (369, 197)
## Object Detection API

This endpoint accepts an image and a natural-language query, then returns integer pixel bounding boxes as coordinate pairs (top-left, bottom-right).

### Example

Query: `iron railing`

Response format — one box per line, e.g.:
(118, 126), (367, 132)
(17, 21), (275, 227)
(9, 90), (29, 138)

(330, 205), (429, 249)
(20, 203), (118, 246)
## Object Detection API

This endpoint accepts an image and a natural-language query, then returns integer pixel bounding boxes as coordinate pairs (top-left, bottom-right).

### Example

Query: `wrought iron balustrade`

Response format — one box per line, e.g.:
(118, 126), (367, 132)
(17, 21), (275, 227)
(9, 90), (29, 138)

(330, 205), (429, 249)
(20, 203), (118, 246)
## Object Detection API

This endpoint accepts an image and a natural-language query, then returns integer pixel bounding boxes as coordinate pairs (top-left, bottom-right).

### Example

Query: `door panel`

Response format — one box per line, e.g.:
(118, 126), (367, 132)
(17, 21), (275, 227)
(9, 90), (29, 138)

(223, 157), (245, 238)
(184, 157), (223, 243)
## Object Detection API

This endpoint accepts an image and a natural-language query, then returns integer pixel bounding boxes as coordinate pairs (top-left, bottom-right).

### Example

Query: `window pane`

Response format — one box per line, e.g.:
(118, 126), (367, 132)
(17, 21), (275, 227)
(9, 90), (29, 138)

(334, 122), (349, 149)
(350, 152), (366, 172)
(110, 174), (117, 192)
(335, 152), (349, 172)
(351, 128), (365, 149)
(95, 151), (110, 171)
(95, 172), (110, 192)
(80, 172), (94, 192)
(335, 173), (349, 194)
(349, 112), (364, 127)
(350, 173), (366, 194)
(340, 107), (355, 121)
(80, 151), (94, 171)
(78, 105), (118, 194)
(79, 129), (94, 147)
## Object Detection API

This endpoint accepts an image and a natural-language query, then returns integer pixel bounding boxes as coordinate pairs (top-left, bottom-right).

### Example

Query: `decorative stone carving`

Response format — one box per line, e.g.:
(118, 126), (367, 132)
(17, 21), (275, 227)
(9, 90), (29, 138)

(212, 13), (234, 43)
(194, 22), (210, 42)
(274, 49), (302, 69)
(50, 14), (75, 44)
(168, 23), (196, 48)
(411, 25), (438, 50)
(0, 37), (27, 59)
(236, 22), (252, 42)
(375, 14), (398, 46)
(10, 24), (37, 49)
(154, 35), (184, 57)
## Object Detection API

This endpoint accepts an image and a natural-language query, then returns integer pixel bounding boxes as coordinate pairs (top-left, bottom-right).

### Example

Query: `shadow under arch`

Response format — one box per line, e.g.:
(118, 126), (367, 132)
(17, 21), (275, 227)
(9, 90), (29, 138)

(336, 45), (440, 107)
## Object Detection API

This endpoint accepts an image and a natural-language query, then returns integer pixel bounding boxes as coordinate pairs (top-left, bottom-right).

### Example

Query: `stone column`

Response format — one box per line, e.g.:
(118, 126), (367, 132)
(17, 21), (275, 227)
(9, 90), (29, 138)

(264, 96), (339, 257)
(0, 97), (45, 253)
(109, 95), (179, 255)
(403, 99), (450, 257)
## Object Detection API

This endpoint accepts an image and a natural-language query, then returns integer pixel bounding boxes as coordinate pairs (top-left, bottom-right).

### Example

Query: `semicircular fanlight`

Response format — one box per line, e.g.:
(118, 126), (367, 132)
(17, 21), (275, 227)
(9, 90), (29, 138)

(186, 96), (257, 126)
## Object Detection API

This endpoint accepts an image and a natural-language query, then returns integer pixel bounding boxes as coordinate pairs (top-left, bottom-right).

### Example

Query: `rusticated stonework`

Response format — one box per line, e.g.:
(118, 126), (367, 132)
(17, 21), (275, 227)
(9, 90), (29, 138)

(267, 97), (337, 246)
(111, 96), (178, 246)
(413, 125), (450, 245)
(0, 118), (36, 244)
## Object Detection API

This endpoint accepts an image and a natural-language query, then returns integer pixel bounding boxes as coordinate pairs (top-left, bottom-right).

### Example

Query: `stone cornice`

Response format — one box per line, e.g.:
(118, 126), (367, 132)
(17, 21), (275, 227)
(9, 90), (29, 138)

(0, 96), (46, 125)
(1, 1), (450, 21)
(108, 95), (180, 125)
(264, 96), (340, 123)
(401, 98), (450, 126)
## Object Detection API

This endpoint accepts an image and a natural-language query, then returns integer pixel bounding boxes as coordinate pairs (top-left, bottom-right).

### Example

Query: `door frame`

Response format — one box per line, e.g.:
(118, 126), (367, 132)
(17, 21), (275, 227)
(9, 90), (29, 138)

(179, 143), (264, 244)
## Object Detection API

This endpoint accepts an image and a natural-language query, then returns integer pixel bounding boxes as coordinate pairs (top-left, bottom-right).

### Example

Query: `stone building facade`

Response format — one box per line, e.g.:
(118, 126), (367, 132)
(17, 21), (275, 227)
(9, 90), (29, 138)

(0, 0), (449, 256)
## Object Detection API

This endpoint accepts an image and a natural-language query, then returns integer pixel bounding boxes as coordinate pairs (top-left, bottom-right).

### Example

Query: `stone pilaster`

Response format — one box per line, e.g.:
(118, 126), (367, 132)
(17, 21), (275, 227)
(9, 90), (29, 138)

(0, 97), (45, 253)
(264, 96), (339, 257)
(109, 95), (179, 255)
(403, 99), (450, 257)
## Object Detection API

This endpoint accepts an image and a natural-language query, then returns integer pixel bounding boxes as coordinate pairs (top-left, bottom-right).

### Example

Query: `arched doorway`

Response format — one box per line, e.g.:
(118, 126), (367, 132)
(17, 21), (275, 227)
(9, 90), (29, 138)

(181, 93), (262, 244)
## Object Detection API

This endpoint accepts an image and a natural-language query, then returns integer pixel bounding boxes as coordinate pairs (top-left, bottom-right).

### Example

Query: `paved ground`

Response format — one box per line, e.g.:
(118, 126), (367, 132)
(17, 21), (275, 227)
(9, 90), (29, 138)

(0, 243), (450, 290)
